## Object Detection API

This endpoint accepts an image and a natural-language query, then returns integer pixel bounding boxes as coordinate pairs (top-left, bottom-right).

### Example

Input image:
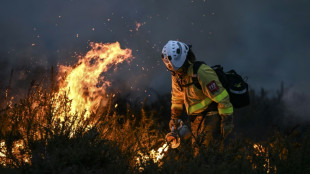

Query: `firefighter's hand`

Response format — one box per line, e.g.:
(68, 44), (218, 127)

(221, 114), (234, 139)
(169, 119), (181, 132)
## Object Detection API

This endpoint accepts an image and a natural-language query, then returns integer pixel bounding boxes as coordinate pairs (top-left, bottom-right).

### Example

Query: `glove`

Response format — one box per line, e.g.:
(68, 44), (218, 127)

(220, 114), (234, 139)
(169, 119), (181, 132)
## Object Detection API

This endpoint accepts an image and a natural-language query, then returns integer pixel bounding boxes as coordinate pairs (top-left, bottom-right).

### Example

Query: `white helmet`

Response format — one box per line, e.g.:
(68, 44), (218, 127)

(161, 40), (190, 71)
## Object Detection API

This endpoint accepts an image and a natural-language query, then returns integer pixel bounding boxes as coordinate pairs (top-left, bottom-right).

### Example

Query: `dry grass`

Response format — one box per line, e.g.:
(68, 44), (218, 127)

(0, 78), (309, 174)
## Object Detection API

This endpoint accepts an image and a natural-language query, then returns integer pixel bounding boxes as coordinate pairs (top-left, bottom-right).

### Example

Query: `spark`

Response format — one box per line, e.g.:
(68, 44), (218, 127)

(135, 22), (142, 31)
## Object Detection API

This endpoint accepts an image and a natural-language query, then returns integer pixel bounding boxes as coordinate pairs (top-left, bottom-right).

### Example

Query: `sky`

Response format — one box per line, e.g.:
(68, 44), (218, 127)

(1, 0), (310, 100)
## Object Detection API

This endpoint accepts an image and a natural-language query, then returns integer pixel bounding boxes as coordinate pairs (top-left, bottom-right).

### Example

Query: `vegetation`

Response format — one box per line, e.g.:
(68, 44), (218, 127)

(0, 77), (309, 174)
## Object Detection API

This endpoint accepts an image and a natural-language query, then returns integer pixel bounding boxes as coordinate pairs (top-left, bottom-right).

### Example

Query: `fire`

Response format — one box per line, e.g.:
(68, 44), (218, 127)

(253, 143), (266, 154)
(153, 143), (169, 162)
(0, 141), (5, 157)
(0, 42), (133, 166)
(0, 140), (30, 166)
(56, 42), (132, 120)
(252, 143), (277, 174)
(0, 141), (7, 166)
(136, 143), (169, 170)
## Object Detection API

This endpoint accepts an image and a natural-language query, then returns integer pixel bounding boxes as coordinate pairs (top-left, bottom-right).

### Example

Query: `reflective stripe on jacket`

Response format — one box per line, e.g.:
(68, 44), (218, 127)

(171, 62), (233, 118)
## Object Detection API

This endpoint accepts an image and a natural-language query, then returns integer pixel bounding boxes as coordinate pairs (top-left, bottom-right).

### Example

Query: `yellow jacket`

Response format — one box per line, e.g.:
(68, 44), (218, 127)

(171, 62), (233, 119)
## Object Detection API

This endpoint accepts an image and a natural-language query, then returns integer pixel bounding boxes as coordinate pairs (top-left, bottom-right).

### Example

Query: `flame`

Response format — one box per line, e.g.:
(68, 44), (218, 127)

(153, 143), (169, 162)
(252, 143), (277, 174)
(0, 140), (30, 166)
(253, 143), (266, 154)
(0, 141), (7, 166)
(57, 42), (132, 119)
(136, 143), (169, 170)
(0, 141), (5, 157)
(0, 42), (133, 166)
(13, 140), (30, 164)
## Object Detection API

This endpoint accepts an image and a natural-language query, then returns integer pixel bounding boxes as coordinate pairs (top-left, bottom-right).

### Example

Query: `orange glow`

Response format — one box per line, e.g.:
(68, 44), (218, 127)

(135, 21), (146, 31)
(135, 22), (142, 31)
(252, 143), (277, 174)
(136, 143), (169, 170)
(0, 140), (31, 166)
(253, 143), (266, 153)
(0, 42), (133, 166)
(56, 42), (132, 120)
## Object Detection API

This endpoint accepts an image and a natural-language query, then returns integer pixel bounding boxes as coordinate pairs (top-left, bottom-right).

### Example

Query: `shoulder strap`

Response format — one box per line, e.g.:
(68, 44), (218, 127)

(192, 61), (205, 90)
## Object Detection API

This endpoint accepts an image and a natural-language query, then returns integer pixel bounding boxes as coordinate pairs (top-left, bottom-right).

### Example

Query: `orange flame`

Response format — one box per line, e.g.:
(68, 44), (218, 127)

(0, 42), (133, 166)
(57, 42), (133, 119)
(136, 143), (169, 170)
(0, 141), (5, 157)
(252, 143), (277, 174)
(0, 140), (30, 166)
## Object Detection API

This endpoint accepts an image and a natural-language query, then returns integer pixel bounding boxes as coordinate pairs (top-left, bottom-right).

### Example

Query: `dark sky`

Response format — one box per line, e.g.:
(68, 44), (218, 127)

(1, 0), (310, 98)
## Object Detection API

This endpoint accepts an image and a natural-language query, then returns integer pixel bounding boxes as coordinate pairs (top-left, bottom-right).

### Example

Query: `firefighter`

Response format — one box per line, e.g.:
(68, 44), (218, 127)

(161, 40), (234, 150)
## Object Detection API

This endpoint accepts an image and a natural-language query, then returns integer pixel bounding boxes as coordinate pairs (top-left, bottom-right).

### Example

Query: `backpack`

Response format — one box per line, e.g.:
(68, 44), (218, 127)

(192, 61), (250, 108)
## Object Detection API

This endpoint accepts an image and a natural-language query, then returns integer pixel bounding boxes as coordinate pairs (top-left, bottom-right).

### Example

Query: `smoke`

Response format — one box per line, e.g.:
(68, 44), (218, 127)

(283, 87), (310, 121)
(1, 0), (310, 99)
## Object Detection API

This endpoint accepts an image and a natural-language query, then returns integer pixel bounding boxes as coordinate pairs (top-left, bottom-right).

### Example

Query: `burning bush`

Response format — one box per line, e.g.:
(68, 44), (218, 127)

(0, 42), (309, 173)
